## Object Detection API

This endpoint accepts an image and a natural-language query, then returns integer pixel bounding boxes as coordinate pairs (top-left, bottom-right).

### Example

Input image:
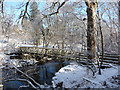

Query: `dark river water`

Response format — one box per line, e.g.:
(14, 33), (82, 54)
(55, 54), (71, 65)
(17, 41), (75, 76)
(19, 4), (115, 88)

(3, 60), (70, 89)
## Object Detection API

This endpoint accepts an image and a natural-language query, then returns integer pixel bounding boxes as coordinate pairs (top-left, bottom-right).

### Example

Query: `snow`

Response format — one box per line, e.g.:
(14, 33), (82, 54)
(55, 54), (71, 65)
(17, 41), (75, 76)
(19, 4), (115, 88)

(0, 40), (9, 67)
(16, 44), (53, 48)
(92, 67), (118, 83)
(52, 63), (119, 88)
(0, 37), (37, 68)
(52, 64), (87, 88)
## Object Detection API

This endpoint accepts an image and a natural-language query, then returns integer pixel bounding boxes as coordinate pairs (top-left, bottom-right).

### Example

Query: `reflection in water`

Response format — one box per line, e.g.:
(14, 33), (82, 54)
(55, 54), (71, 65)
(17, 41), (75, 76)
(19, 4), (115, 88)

(4, 81), (26, 90)
(33, 61), (64, 85)
(3, 61), (70, 89)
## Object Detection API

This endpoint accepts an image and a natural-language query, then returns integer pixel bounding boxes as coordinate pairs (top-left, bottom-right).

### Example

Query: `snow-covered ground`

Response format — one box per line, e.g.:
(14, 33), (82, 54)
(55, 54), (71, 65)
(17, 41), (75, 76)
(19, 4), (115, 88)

(52, 63), (119, 88)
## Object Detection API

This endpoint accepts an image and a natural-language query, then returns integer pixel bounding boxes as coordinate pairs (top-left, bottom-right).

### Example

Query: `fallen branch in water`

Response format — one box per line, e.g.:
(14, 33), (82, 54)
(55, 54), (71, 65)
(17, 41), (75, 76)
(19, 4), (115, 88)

(12, 65), (43, 89)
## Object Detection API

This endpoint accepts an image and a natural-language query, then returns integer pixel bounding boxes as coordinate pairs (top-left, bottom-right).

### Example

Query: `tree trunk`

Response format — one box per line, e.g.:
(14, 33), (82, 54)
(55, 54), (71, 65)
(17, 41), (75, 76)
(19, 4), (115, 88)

(97, 9), (103, 75)
(85, 0), (97, 60)
(118, 1), (120, 65)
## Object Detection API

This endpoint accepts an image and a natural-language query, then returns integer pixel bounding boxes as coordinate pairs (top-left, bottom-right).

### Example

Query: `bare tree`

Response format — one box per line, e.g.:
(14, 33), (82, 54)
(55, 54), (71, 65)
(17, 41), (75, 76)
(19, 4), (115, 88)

(85, 0), (97, 60)
(118, 1), (120, 65)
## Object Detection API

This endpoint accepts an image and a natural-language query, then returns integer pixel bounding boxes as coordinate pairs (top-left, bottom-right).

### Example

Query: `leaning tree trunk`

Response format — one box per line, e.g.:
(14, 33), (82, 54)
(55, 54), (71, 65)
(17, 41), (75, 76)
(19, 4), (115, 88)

(85, 0), (97, 60)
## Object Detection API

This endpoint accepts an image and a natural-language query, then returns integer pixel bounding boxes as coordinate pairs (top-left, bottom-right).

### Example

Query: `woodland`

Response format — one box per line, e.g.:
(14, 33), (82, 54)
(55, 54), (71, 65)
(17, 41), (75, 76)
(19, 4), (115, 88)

(0, 0), (119, 89)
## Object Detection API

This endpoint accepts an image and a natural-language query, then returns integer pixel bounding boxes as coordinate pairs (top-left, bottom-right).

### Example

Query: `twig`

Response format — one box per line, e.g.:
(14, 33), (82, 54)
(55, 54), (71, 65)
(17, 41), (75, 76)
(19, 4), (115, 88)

(83, 77), (100, 85)
(42, 0), (69, 17)
(21, 0), (30, 24)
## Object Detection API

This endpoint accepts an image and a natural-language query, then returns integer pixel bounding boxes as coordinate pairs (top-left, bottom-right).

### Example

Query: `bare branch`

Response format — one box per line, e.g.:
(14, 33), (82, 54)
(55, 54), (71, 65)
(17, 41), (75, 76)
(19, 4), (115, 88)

(13, 65), (42, 89)
(0, 0), (4, 15)
(47, 0), (69, 16)
(21, 0), (30, 24)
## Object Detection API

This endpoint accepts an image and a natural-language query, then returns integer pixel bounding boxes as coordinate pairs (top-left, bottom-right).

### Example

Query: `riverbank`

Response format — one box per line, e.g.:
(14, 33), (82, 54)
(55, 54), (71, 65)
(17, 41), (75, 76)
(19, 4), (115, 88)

(52, 63), (119, 88)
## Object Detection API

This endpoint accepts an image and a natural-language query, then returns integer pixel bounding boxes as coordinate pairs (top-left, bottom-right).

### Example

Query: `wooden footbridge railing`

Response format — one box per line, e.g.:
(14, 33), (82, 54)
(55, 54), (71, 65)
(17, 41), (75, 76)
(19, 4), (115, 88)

(16, 45), (119, 64)
(19, 46), (79, 56)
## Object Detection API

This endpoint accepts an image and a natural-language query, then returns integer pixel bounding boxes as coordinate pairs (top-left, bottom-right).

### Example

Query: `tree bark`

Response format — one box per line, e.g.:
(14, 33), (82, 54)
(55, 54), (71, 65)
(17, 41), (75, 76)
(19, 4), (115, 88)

(97, 9), (103, 75)
(85, 0), (97, 60)
(118, 1), (120, 65)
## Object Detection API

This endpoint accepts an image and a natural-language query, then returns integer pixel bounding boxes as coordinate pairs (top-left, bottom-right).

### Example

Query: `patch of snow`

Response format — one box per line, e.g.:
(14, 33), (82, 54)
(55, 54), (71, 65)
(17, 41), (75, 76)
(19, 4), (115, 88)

(52, 63), (119, 88)
(52, 64), (87, 88)
(16, 44), (53, 48)
(92, 67), (118, 83)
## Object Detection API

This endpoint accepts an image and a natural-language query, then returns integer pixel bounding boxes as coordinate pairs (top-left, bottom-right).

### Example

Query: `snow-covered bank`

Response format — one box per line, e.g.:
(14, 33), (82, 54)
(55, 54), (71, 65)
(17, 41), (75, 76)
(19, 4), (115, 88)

(52, 63), (119, 88)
